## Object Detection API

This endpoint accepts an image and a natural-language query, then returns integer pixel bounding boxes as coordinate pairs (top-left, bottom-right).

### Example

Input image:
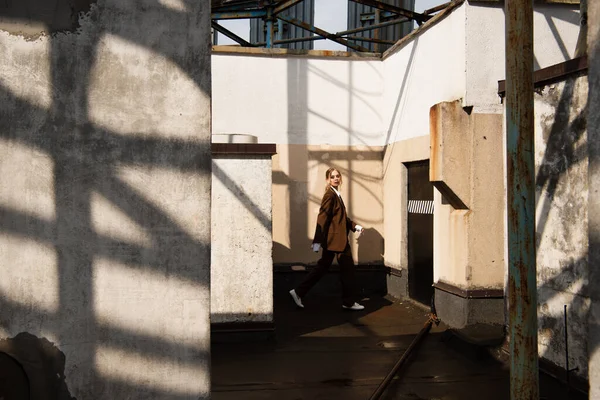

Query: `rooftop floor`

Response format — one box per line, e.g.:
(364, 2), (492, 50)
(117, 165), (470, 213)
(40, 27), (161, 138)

(212, 274), (583, 400)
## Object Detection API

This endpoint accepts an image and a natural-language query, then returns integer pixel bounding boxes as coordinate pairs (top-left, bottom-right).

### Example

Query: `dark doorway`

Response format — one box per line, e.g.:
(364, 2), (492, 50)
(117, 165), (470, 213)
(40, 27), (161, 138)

(406, 161), (434, 305)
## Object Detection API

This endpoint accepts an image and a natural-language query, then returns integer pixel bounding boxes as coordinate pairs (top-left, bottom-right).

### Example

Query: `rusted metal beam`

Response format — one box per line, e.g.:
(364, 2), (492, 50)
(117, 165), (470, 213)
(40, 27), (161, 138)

(212, 21), (255, 47)
(212, 1), (263, 12)
(274, 36), (324, 45)
(345, 36), (396, 45)
(424, 1), (452, 15)
(497, 55), (588, 96)
(256, 36), (325, 46)
(212, 10), (266, 20)
(273, 0), (304, 15)
(360, 11), (397, 22)
(505, 0), (539, 397)
(349, 0), (429, 24)
(336, 17), (410, 37)
(277, 15), (369, 52)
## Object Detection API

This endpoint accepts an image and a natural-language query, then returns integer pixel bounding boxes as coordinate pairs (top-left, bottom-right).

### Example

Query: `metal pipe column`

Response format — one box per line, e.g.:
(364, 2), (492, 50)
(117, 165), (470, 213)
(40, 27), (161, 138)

(266, 7), (274, 48)
(505, 0), (539, 398)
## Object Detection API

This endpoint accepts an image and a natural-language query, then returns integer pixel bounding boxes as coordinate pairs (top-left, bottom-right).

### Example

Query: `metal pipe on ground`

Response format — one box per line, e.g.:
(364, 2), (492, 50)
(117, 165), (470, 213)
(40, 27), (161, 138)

(368, 314), (439, 400)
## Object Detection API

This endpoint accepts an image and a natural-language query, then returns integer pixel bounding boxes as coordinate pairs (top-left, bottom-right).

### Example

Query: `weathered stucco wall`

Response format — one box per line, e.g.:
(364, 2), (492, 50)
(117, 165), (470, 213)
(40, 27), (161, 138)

(588, 0), (600, 395)
(430, 101), (505, 290)
(272, 145), (384, 265)
(534, 74), (589, 381)
(0, 0), (95, 37)
(429, 101), (504, 328)
(211, 156), (273, 323)
(0, 1), (212, 398)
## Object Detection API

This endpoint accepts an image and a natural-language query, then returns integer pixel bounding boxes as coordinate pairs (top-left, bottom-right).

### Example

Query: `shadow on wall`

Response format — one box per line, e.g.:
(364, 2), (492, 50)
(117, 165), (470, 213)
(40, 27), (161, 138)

(272, 149), (385, 266)
(533, 72), (590, 388)
(0, 1), (233, 398)
(357, 227), (384, 264)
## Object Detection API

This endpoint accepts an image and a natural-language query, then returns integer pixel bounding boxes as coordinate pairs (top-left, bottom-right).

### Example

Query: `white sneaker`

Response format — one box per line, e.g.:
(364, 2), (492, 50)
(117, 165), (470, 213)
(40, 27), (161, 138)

(289, 289), (304, 308)
(342, 302), (365, 311)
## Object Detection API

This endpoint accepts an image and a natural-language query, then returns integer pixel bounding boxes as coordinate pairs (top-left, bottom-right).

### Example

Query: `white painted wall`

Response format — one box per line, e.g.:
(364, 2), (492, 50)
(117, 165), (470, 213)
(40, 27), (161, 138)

(212, 55), (384, 146)
(383, 4), (467, 144)
(464, 3), (581, 112)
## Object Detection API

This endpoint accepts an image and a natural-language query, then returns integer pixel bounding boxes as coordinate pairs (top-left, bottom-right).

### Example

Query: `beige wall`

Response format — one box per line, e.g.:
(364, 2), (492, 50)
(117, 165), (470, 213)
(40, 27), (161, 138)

(382, 136), (431, 271)
(273, 145), (384, 265)
(430, 101), (505, 289)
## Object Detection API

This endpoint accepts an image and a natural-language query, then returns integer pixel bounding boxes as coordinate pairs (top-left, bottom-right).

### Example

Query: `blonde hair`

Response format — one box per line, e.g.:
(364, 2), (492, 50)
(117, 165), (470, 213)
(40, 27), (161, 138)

(324, 167), (343, 192)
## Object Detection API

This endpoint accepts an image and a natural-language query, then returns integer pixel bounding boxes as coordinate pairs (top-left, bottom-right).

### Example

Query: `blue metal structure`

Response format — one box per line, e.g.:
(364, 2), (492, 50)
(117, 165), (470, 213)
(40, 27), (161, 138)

(211, 0), (438, 52)
(250, 0), (314, 50)
(347, 0), (414, 52)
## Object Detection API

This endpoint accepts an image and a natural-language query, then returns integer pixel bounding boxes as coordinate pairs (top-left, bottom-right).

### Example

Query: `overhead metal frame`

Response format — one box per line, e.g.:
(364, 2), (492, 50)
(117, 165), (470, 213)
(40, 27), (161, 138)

(211, 0), (445, 52)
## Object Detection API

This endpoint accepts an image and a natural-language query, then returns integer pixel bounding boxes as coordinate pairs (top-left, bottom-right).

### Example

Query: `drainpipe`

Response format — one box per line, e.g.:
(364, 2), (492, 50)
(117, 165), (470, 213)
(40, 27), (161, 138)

(505, 0), (539, 398)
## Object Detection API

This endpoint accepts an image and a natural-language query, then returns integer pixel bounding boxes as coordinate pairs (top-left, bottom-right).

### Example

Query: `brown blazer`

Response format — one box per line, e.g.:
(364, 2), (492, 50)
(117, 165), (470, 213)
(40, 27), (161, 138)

(313, 187), (357, 252)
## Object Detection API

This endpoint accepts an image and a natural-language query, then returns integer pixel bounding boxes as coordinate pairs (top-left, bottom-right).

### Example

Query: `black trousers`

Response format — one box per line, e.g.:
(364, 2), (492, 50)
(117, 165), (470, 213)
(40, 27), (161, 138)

(295, 243), (357, 307)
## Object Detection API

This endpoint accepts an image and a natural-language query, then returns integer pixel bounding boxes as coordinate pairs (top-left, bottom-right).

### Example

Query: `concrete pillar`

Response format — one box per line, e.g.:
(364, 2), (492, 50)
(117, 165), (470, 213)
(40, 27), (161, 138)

(430, 101), (505, 332)
(210, 138), (276, 332)
(0, 1), (212, 398)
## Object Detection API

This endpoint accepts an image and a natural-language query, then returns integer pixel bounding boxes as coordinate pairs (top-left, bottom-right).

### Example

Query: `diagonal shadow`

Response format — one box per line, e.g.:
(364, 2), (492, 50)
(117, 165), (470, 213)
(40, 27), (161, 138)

(0, 0), (216, 398)
(532, 71), (591, 389)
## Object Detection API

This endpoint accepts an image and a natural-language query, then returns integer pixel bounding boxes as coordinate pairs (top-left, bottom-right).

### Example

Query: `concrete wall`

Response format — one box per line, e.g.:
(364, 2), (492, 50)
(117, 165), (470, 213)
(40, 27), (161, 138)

(588, 0), (600, 395)
(211, 155), (273, 323)
(429, 101), (505, 328)
(0, 1), (212, 398)
(534, 74), (589, 380)
(431, 102), (505, 289)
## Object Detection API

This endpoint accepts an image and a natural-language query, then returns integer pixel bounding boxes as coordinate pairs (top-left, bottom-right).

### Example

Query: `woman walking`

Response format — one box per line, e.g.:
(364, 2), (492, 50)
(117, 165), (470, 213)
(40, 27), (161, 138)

(289, 167), (365, 311)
